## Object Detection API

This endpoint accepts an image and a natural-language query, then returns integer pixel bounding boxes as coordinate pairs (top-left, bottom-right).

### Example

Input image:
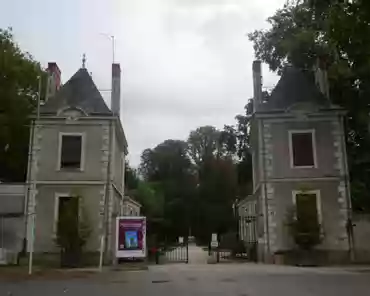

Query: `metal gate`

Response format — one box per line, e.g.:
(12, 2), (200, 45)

(239, 215), (258, 262)
(214, 215), (258, 263)
(159, 241), (188, 264)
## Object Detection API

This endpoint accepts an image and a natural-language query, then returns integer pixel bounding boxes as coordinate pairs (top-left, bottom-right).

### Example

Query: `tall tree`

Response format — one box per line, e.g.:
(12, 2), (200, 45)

(140, 140), (192, 181)
(0, 27), (45, 181)
(187, 126), (221, 166)
(139, 140), (196, 241)
(195, 156), (238, 242)
(186, 125), (242, 242)
(248, 0), (370, 212)
(124, 160), (139, 191)
(235, 100), (254, 196)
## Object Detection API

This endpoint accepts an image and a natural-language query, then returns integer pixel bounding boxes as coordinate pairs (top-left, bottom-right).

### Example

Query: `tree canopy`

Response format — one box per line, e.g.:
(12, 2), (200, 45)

(0, 27), (45, 181)
(135, 118), (253, 244)
(249, 0), (370, 212)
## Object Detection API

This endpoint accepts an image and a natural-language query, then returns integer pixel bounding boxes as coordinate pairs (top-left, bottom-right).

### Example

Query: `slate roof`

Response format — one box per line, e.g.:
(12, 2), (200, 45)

(260, 66), (332, 112)
(41, 68), (112, 115)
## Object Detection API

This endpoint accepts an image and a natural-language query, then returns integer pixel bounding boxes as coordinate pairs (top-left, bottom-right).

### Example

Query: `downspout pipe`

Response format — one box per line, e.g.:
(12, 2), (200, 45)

(104, 120), (114, 263)
(23, 119), (35, 254)
(341, 114), (355, 261)
(260, 118), (271, 262)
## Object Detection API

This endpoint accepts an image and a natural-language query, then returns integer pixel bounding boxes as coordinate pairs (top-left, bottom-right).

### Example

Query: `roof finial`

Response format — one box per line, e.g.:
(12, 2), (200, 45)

(82, 53), (86, 69)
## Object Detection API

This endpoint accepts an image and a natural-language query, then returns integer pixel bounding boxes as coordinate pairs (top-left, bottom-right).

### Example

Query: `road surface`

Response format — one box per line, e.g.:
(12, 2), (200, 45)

(2, 264), (370, 296)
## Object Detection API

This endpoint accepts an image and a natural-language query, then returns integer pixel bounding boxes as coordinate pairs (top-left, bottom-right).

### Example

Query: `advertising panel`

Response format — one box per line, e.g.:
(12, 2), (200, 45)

(116, 216), (146, 258)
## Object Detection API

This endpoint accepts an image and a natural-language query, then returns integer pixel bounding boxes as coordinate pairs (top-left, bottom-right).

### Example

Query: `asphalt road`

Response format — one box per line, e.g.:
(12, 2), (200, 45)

(2, 264), (370, 296)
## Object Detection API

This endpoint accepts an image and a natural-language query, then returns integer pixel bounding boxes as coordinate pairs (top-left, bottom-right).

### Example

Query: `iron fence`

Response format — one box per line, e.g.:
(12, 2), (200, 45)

(160, 242), (189, 264)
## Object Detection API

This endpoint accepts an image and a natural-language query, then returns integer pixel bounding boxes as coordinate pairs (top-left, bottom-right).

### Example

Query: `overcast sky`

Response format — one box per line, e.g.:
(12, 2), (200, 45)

(1, 0), (286, 167)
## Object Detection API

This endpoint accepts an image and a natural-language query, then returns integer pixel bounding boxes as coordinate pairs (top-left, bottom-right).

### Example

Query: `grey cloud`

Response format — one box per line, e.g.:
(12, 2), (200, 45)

(172, 0), (244, 8)
(0, 0), (284, 168)
(117, 1), (284, 166)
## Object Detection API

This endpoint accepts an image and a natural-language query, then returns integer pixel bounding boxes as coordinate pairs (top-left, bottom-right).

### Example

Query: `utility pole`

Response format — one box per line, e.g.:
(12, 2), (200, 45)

(28, 76), (42, 275)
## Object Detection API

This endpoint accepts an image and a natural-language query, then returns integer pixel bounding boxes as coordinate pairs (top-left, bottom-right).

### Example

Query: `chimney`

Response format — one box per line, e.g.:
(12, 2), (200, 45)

(45, 62), (61, 102)
(111, 63), (121, 117)
(252, 60), (263, 110)
(314, 57), (330, 100)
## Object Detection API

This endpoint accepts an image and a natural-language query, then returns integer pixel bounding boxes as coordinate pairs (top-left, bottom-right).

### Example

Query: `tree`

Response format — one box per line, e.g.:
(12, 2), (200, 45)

(196, 156), (238, 242)
(186, 125), (242, 242)
(234, 101), (254, 196)
(286, 198), (322, 251)
(55, 194), (91, 267)
(0, 27), (45, 181)
(187, 126), (221, 166)
(140, 140), (193, 181)
(124, 160), (139, 191)
(138, 124), (254, 244)
(248, 0), (370, 212)
(139, 140), (196, 242)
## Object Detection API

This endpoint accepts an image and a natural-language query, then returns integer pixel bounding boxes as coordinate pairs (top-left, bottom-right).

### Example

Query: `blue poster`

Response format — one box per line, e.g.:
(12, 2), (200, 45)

(125, 231), (138, 249)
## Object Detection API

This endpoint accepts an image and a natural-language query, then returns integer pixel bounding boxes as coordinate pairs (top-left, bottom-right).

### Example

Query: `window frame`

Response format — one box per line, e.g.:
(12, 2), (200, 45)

(53, 193), (69, 237)
(288, 129), (317, 169)
(57, 132), (86, 171)
(53, 193), (81, 237)
(292, 190), (322, 226)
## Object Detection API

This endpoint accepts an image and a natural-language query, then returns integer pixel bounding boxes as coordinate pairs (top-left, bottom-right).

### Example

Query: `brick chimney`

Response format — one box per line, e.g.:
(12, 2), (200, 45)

(46, 62), (61, 101)
(252, 60), (263, 110)
(111, 63), (121, 117)
(314, 57), (330, 100)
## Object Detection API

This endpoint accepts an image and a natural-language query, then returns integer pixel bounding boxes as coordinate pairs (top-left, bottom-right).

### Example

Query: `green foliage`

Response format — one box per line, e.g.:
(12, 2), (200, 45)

(234, 101), (253, 196)
(55, 195), (91, 253)
(187, 126), (222, 165)
(140, 140), (192, 181)
(286, 202), (322, 251)
(248, 0), (370, 212)
(134, 181), (164, 218)
(195, 156), (237, 242)
(0, 27), (46, 181)
(125, 161), (167, 245)
(287, 191), (322, 250)
(138, 122), (253, 244)
(124, 160), (139, 190)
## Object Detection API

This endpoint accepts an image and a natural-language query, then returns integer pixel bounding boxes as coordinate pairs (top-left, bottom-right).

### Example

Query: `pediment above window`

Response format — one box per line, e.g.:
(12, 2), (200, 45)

(57, 106), (88, 119)
(286, 102), (319, 114)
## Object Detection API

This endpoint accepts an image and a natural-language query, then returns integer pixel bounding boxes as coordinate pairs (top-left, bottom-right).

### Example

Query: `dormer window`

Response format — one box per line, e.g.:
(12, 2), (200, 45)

(57, 132), (85, 170)
(289, 130), (317, 168)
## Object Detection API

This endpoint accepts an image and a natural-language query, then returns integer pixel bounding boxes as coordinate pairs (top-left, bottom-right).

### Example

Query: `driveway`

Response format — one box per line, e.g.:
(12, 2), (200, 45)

(188, 244), (208, 264)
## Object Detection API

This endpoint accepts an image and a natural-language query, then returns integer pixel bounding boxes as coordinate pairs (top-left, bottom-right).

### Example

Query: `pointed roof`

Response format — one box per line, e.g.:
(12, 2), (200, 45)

(41, 68), (112, 115)
(260, 66), (332, 111)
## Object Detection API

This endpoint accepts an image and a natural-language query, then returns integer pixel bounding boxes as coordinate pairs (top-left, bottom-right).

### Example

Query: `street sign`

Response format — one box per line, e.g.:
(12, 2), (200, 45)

(211, 233), (218, 248)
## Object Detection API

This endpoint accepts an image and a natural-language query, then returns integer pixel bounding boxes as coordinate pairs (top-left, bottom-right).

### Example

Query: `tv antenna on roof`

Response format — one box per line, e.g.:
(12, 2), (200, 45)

(100, 33), (115, 63)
